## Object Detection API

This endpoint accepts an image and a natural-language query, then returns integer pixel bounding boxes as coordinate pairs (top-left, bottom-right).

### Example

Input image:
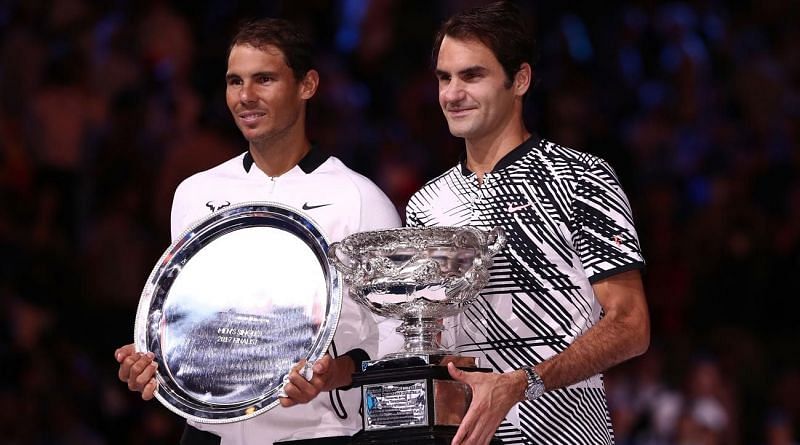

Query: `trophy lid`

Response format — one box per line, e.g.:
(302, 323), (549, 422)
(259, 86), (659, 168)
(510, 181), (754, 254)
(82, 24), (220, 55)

(134, 202), (341, 423)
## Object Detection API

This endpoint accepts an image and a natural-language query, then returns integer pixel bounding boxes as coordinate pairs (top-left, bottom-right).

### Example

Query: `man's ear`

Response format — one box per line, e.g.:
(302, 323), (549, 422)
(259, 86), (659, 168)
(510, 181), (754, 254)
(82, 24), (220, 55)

(299, 69), (319, 100)
(514, 63), (532, 97)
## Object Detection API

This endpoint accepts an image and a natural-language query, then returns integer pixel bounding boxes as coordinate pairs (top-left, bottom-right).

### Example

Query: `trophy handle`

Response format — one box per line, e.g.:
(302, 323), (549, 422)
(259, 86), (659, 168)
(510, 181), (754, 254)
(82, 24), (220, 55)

(327, 241), (353, 273)
(487, 227), (506, 256)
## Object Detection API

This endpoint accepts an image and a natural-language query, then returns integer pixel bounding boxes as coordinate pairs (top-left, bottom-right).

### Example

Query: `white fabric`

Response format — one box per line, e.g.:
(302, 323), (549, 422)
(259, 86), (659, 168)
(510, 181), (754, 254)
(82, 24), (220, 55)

(169, 152), (401, 444)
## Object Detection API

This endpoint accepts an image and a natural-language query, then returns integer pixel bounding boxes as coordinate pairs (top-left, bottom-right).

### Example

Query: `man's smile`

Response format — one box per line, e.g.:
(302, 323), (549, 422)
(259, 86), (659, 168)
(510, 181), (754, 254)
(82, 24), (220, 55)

(238, 111), (266, 123)
(446, 106), (477, 117)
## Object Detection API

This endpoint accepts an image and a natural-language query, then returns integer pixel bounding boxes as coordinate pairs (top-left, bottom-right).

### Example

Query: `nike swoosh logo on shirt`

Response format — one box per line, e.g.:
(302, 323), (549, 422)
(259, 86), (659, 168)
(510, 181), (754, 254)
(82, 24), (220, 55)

(507, 203), (532, 213)
(302, 202), (332, 210)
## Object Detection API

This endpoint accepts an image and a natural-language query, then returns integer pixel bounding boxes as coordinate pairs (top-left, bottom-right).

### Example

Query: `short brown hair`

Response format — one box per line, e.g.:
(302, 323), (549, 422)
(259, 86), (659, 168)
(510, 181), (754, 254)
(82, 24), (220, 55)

(432, 1), (536, 87)
(228, 18), (314, 80)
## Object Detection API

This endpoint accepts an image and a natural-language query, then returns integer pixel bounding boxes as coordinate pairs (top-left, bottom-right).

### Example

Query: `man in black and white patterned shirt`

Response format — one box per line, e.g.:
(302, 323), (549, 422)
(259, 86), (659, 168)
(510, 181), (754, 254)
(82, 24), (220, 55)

(405, 2), (650, 444)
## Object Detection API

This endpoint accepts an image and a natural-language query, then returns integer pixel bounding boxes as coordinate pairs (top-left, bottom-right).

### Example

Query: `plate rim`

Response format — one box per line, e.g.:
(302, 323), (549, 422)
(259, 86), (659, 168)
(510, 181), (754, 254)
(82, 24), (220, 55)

(133, 201), (342, 423)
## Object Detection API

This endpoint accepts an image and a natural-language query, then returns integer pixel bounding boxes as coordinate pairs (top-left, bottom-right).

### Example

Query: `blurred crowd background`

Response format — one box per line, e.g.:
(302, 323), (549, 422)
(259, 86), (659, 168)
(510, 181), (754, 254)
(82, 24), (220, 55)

(0, 0), (798, 444)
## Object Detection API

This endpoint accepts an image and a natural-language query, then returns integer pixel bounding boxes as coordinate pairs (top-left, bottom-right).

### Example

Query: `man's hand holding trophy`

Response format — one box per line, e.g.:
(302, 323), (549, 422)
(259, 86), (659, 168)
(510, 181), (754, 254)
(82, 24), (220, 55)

(329, 226), (506, 444)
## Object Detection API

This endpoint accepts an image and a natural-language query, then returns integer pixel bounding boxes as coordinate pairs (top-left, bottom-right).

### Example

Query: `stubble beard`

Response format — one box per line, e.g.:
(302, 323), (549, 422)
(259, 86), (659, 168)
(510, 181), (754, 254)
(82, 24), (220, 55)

(446, 117), (475, 140)
(245, 110), (302, 152)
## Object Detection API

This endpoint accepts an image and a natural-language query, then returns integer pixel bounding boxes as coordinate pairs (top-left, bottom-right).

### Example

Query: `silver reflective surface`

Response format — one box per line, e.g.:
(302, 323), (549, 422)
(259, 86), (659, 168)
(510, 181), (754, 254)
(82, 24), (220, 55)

(364, 380), (429, 430)
(134, 202), (341, 423)
(329, 226), (505, 356)
(329, 227), (505, 320)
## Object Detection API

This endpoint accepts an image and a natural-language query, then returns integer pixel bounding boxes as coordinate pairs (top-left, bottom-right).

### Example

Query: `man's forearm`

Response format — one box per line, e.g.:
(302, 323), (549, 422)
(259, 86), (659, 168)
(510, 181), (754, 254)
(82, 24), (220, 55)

(535, 309), (648, 391)
(330, 355), (357, 389)
(328, 348), (368, 390)
(535, 270), (650, 391)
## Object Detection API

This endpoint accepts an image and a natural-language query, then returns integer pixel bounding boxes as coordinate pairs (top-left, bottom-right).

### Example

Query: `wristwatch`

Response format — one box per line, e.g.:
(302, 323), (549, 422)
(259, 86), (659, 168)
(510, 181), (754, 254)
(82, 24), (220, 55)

(520, 366), (545, 401)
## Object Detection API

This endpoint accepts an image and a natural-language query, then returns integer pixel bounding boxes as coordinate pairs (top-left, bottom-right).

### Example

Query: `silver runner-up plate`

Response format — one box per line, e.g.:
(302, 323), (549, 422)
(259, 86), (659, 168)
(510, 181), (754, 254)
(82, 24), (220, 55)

(134, 202), (342, 423)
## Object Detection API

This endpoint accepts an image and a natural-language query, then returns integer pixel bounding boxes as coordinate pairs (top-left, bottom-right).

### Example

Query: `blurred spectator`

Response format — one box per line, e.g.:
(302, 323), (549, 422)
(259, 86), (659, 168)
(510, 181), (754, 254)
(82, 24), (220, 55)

(764, 411), (800, 445)
(0, 1), (797, 443)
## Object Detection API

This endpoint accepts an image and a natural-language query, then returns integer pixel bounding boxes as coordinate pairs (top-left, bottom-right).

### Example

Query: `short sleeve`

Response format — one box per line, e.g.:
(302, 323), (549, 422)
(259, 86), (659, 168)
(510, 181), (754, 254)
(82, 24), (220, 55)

(169, 179), (190, 243)
(404, 191), (425, 228)
(571, 159), (645, 283)
(353, 177), (401, 232)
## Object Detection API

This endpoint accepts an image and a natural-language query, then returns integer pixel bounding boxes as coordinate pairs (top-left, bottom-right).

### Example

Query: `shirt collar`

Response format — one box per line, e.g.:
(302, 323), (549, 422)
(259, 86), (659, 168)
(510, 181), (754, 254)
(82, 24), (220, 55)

(459, 135), (540, 176)
(242, 144), (329, 174)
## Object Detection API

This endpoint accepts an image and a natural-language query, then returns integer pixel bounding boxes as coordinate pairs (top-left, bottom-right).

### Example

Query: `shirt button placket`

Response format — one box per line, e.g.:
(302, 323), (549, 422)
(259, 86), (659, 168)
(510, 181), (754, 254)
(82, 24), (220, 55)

(265, 175), (277, 196)
(471, 175), (483, 222)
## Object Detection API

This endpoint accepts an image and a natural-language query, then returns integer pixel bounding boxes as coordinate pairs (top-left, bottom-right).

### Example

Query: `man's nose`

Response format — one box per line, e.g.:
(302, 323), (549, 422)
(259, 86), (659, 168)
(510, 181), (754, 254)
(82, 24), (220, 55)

(239, 82), (257, 103)
(441, 80), (466, 103)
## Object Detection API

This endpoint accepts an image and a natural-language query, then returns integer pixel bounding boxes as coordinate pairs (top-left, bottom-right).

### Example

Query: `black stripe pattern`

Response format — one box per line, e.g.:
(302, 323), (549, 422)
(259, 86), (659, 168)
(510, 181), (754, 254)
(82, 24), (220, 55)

(405, 138), (644, 444)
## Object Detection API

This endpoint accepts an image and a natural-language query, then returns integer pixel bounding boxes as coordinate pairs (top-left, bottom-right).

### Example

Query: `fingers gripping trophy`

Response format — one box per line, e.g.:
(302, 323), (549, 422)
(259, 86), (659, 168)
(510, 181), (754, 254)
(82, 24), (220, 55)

(328, 226), (506, 445)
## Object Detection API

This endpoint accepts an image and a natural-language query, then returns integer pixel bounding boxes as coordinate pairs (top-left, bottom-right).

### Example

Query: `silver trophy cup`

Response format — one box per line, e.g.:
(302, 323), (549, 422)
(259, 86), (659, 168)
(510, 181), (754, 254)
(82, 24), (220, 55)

(328, 226), (506, 443)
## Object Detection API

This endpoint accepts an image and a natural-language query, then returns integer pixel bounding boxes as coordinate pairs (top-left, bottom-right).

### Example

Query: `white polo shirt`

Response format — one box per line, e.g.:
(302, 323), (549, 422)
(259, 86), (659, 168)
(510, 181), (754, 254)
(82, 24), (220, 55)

(170, 148), (401, 444)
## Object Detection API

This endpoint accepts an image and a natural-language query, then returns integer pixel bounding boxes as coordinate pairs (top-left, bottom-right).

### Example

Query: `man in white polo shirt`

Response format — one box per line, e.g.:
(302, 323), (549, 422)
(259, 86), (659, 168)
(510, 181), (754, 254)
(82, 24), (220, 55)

(114, 17), (400, 444)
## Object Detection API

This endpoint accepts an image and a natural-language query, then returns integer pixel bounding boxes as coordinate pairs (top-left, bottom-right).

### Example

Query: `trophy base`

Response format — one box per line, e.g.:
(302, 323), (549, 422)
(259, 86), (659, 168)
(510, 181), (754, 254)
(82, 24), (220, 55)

(277, 429), (502, 445)
(350, 357), (499, 443)
(360, 353), (479, 372)
(350, 426), (502, 445)
(275, 436), (350, 444)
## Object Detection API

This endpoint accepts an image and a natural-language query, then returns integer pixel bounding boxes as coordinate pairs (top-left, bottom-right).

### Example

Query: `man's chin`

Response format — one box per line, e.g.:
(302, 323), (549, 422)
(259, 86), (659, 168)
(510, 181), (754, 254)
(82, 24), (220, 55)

(447, 125), (472, 139)
(242, 128), (267, 143)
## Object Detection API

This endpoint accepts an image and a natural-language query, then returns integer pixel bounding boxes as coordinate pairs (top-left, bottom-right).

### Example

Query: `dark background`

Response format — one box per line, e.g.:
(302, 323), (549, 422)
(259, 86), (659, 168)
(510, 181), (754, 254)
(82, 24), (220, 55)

(1, 1), (798, 444)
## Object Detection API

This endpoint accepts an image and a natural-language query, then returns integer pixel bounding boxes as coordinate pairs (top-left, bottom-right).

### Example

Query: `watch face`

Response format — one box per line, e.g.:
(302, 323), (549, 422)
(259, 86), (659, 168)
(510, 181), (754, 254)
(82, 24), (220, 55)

(526, 382), (545, 401)
(524, 367), (545, 401)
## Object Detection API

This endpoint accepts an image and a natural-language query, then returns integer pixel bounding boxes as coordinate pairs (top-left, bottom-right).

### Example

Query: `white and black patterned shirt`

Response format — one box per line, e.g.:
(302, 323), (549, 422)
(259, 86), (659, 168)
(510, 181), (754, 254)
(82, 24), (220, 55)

(406, 136), (645, 444)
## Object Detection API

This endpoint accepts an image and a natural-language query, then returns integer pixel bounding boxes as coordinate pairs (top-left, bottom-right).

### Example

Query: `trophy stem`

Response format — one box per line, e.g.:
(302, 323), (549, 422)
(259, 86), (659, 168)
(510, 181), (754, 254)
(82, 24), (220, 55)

(394, 316), (446, 355)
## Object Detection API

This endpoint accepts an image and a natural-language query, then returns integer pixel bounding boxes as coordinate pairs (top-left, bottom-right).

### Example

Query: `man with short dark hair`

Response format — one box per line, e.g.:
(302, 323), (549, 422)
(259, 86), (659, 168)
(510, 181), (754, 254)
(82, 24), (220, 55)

(406, 2), (650, 444)
(115, 17), (401, 445)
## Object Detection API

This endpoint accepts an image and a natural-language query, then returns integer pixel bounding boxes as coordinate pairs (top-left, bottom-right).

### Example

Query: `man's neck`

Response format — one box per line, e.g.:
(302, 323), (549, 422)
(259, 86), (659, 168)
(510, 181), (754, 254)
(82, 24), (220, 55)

(248, 129), (311, 177)
(464, 120), (530, 181)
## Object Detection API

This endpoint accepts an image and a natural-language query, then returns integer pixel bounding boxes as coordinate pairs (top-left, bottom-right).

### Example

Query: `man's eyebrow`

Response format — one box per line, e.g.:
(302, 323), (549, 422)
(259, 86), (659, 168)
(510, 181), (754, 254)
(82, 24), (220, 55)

(458, 66), (488, 77)
(225, 71), (278, 81)
(435, 66), (489, 78)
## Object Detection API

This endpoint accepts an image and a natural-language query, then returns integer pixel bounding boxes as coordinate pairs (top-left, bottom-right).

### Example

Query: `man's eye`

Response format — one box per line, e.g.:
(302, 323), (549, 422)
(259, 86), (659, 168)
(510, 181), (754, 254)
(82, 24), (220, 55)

(257, 75), (274, 84)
